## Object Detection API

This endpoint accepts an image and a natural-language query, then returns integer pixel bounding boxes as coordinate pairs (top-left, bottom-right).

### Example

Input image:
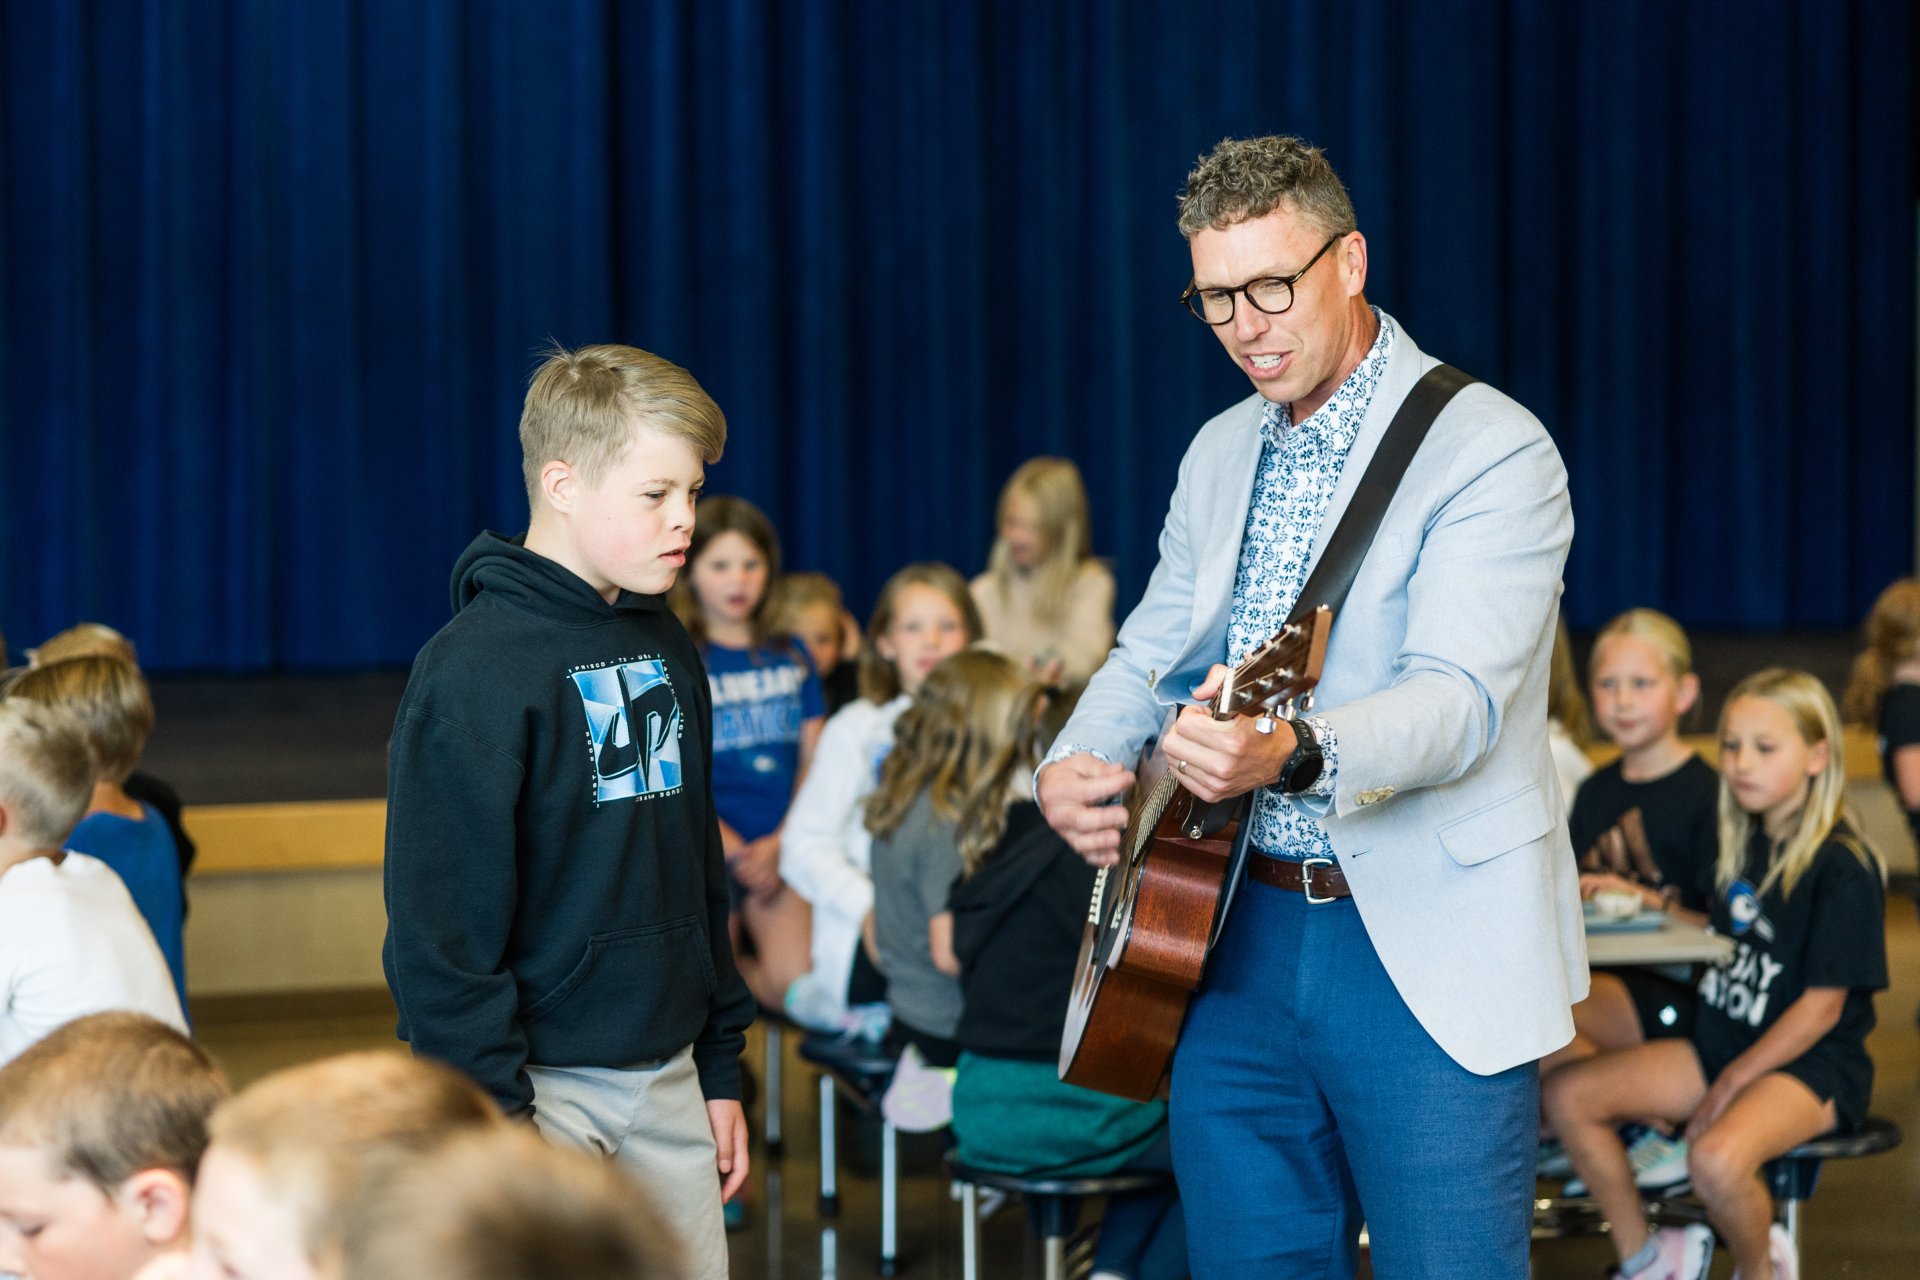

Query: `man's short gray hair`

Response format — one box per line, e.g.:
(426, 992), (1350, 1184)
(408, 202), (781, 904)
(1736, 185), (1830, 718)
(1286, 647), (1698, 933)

(1176, 136), (1357, 241)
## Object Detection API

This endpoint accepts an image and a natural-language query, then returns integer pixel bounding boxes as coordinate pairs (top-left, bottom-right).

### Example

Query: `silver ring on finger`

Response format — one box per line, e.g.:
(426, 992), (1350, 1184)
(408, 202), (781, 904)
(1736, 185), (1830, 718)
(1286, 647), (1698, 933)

(1175, 758), (1188, 773)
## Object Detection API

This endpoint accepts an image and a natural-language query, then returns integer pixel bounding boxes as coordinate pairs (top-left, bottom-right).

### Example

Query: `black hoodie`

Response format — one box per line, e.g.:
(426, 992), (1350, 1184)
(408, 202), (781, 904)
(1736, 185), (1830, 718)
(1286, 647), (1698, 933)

(383, 532), (752, 1114)
(948, 801), (1098, 1062)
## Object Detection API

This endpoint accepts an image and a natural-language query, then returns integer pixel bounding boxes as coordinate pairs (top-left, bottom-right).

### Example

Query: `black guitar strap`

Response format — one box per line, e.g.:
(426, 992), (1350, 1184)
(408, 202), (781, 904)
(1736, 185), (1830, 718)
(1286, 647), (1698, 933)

(1207, 362), (1478, 950)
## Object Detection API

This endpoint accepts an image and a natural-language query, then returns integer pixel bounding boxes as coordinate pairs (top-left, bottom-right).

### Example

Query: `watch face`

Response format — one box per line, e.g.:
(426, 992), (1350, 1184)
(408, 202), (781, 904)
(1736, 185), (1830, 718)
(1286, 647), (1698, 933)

(1289, 754), (1324, 793)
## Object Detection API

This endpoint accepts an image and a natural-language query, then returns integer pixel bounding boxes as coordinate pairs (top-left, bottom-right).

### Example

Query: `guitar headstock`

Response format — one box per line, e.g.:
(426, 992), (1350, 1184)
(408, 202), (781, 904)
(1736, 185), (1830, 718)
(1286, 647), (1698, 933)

(1212, 605), (1332, 722)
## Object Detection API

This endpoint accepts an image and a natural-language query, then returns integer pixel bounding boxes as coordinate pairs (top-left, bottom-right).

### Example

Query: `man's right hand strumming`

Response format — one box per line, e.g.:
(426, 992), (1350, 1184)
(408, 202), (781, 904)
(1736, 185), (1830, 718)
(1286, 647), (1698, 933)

(1038, 753), (1134, 867)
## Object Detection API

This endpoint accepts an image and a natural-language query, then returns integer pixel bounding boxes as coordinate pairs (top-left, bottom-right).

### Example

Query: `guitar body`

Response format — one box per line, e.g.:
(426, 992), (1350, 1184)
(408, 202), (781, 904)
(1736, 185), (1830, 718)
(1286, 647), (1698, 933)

(1058, 607), (1332, 1102)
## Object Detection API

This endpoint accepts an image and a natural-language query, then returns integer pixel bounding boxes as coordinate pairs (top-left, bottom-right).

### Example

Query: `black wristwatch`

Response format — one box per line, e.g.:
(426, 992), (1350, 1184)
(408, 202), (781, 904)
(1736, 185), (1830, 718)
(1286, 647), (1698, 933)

(1277, 718), (1324, 793)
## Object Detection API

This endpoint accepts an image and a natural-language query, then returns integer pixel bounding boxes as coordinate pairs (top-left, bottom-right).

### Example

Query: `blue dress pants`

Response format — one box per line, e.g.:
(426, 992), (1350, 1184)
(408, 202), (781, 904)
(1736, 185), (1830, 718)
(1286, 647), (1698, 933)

(1169, 870), (1538, 1278)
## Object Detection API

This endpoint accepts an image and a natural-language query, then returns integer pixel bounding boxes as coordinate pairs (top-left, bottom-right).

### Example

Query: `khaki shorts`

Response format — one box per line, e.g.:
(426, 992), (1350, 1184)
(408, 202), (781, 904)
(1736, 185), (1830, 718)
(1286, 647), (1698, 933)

(528, 1047), (726, 1280)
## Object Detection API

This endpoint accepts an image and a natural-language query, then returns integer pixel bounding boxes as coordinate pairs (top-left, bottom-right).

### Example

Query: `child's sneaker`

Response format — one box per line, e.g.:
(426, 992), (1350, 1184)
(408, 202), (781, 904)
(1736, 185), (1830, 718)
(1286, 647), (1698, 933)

(1536, 1137), (1574, 1179)
(1565, 1130), (1691, 1196)
(1762, 1222), (1798, 1280)
(880, 1044), (954, 1133)
(1613, 1224), (1713, 1279)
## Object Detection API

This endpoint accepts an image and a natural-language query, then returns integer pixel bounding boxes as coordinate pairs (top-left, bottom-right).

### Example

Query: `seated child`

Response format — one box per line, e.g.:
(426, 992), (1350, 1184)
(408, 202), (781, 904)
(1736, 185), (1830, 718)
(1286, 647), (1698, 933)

(8, 657), (187, 1008)
(671, 496), (823, 1012)
(338, 1125), (675, 1280)
(865, 650), (1030, 1072)
(0, 1012), (227, 1280)
(1844, 577), (1920, 849)
(970, 457), (1115, 688)
(186, 1051), (501, 1280)
(1544, 668), (1887, 1280)
(1550, 611), (1719, 1080)
(0, 699), (184, 1064)
(1546, 613), (1595, 814)
(27, 624), (197, 894)
(779, 563), (980, 1030)
(767, 572), (861, 716)
(946, 676), (1186, 1280)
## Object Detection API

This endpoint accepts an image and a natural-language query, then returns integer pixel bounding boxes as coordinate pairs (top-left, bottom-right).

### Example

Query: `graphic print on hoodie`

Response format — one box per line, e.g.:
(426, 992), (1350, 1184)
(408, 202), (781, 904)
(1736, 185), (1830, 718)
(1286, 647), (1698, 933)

(570, 659), (684, 801)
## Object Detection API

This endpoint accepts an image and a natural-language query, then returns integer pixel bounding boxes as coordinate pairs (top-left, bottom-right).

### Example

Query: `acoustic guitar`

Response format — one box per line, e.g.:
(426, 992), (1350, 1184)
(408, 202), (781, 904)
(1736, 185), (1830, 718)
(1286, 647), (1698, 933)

(1057, 606), (1332, 1101)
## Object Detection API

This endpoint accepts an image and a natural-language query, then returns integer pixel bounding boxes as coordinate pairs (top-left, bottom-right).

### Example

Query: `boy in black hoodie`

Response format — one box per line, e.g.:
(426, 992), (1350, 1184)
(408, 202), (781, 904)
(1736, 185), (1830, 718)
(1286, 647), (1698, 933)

(382, 343), (752, 1280)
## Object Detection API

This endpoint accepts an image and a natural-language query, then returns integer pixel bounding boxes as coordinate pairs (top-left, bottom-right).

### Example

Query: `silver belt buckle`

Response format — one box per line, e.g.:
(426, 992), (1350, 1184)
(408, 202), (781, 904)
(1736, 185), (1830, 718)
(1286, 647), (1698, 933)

(1301, 856), (1338, 905)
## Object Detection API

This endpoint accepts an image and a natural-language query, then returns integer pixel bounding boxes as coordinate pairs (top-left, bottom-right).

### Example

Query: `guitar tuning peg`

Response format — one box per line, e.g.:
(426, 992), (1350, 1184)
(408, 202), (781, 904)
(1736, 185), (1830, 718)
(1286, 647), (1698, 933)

(1300, 692), (1314, 714)
(1257, 675), (1274, 691)
(1281, 698), (1295, 720)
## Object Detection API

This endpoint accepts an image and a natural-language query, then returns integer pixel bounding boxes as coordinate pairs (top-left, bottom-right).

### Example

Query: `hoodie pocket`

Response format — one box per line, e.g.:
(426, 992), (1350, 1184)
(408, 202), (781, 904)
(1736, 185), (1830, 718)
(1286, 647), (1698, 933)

(522, 917), (717, 1065)
(1436, 784), (1554, 867)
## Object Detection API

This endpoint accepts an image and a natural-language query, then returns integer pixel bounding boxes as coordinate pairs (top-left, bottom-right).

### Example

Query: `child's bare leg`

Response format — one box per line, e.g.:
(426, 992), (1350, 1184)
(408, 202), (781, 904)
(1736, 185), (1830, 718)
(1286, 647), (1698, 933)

(737, 888), (812, 1010)
(1542, 1040), (1705, 1261)
(1543, 973), (1643, 1076)
(1688, 1074), (1835, 1277)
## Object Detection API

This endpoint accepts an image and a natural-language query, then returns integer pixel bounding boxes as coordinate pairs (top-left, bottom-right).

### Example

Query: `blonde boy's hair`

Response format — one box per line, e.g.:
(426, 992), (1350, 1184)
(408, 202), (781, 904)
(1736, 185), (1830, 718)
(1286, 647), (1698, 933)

(0, 698), (95, 848)
(6, 655), (154, 784)
(29, 622), (139, 669)
(858, 563), (984, 704)
(338, 1126), (676, 1280)
(1591, 607), (1693, 680)
(982, 457), (1097, 629)
(519, 343), (726, 505)
(0, 1012), (229, 1190)
(866, 649), (1045, 874)
(1715, 667), (1880, 899)
(207, 1051), (502, 1264)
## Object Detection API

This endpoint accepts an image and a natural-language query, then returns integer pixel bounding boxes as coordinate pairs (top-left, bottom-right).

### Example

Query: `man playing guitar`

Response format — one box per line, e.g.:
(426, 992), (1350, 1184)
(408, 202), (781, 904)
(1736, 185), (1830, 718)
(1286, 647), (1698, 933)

(1038, 136), (1585, 1278)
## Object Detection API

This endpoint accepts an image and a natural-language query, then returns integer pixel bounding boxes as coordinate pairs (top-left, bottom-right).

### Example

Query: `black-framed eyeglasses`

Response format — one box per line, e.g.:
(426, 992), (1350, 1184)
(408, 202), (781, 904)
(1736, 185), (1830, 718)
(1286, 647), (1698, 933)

(1180, 235), (1342, 325)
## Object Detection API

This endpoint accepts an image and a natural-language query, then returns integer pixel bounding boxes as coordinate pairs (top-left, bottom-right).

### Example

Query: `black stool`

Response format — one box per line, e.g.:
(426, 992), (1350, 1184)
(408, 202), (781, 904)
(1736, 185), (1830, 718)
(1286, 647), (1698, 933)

(797, 1032), (901, 1274)
(945, 1155), (1172, 1280)
(1764, 1115), (1901, 1269)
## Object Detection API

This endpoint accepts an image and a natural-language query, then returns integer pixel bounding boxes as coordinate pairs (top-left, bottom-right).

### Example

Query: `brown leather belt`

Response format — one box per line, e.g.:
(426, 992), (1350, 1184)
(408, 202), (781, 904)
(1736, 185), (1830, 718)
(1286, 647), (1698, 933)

(1247, 854), (1352, 902)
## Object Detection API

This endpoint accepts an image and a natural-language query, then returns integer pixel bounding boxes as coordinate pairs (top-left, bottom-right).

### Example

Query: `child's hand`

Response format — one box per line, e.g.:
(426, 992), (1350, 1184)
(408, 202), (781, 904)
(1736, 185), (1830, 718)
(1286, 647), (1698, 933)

(1685, 1067), (1751, 1141)
(707, 1098), (750, 1202)
(734, 833), (784, 896)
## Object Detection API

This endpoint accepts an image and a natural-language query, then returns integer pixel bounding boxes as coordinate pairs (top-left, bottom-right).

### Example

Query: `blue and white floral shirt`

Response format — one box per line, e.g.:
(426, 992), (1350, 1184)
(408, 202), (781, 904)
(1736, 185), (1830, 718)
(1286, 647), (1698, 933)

(1232, 308), (1394, 859)
(1041, 309), (1395, 863)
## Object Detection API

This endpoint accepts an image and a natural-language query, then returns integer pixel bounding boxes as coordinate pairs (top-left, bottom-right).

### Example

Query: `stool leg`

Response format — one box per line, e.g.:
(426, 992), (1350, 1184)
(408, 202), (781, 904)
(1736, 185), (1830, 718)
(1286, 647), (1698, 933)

(961, 1183), (979, 1280)
(818, 1075), (839, 1216)
(879, 1119), (898, 1275)
(1043, 1233), (1065, 1280)
(764, 1022), (783, 1155)
(1782, 1197), (1802, 1262)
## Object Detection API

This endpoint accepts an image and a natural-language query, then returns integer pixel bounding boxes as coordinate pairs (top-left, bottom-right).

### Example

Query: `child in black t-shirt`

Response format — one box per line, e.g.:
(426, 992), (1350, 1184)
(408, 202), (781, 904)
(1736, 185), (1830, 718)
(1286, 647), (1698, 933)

(1545, 668), (1887, 1280)
(1555, 610), (1718, 1078)
(1843, 577), (1920, 850)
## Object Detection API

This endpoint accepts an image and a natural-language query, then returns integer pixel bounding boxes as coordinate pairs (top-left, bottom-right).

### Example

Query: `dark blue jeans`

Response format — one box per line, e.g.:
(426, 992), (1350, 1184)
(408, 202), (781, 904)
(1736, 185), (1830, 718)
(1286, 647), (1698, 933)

(1091, 1130), (1188, 1280)
(1169, 871), (1538, 1278)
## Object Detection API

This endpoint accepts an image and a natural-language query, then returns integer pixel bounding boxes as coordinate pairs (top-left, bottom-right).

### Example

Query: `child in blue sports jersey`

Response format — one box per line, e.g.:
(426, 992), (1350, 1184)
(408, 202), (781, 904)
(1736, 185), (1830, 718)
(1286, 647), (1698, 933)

(673, 495), (824, 1011)
(1546, 668), (1887, 1280)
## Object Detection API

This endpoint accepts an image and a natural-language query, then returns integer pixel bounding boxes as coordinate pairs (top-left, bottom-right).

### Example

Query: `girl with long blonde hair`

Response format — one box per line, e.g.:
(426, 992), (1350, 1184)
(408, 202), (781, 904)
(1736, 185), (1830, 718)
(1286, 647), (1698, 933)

(970, 458), (1115, 686)
(1546, 669), (1886, 1280)
(864, 649), (1045, 1069)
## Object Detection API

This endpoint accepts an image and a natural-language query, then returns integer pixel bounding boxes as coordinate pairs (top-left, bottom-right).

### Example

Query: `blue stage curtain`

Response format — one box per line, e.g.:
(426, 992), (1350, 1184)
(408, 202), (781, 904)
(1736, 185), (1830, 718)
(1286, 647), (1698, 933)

(0, 1), (1911, 670)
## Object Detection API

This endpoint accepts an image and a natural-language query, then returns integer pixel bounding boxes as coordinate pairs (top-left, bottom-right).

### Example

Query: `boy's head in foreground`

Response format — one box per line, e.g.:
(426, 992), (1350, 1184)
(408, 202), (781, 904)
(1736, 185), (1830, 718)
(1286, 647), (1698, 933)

(339, 1126), (676, 1280)
(0, 699), (95, 862)
(185, 1052), (499, 1280)
(0, 1012), (229, 1280)
(518, 343), (726, 602)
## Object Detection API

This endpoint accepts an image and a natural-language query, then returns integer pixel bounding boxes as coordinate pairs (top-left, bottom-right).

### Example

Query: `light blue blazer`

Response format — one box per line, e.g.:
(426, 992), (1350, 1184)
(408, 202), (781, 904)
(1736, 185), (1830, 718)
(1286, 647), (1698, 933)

(1059, 317), (1589, 1075)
